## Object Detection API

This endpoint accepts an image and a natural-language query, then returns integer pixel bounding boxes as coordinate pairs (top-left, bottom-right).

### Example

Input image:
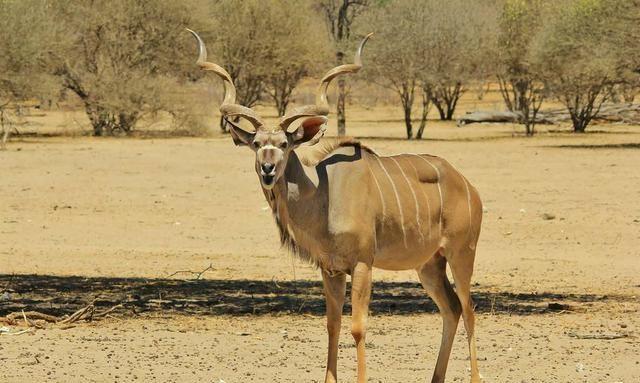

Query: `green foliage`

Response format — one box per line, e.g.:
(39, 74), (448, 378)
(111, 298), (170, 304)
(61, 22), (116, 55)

(534, 0), (616, 81)
(0, 0), (59, 104)
(49, 0), (210, 135)
(532, 0), (627, 132)
(495, 0), (548, 135)
(498, 0), (544, 78)
(361, 0), (497, 136)
(2, 0), (639, 138)
(208, 0), (330, 117)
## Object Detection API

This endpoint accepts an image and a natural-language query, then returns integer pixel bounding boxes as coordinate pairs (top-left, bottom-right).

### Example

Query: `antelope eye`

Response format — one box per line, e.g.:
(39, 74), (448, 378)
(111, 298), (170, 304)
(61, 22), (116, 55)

(279, 141), (288, 149)
(252, 141), (261, 149)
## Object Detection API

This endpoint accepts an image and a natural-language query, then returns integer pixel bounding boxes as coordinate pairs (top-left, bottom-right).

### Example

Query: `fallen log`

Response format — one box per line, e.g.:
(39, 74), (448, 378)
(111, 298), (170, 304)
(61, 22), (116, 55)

(458, 103), (640, 126)
(1, 300), (126, 329)
(538, 103), (640, 125)
(457, 111), (523, 126)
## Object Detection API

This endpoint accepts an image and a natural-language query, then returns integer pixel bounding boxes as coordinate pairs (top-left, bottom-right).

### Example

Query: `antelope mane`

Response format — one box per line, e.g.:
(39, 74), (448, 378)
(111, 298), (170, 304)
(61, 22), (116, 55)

(297, 137), (378, 167)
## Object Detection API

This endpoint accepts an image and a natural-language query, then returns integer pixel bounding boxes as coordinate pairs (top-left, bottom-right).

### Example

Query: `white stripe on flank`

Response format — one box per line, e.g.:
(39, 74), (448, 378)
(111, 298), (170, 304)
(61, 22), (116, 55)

(390, 156), (424, 243)
(448, 160), (475, 241)
(365, 159), (386, 218)
(374, 156), (407, 248)
(461, 174), (473, 239)
(406, 158), (432, 240)
(413, 154), (443, 236)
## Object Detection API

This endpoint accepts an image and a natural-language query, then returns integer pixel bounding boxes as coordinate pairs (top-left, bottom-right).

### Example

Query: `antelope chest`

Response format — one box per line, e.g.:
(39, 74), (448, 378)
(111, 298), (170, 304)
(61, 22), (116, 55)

(284, 215), (357, 275)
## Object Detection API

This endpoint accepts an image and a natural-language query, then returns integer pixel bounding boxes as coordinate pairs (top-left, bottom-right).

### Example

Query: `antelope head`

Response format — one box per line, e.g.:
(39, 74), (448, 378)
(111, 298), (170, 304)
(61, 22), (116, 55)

(187, 29), (372, 190)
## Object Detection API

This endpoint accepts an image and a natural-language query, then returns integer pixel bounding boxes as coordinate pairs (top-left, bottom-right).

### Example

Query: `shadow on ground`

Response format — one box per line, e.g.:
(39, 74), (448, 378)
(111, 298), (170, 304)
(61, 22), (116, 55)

(544, 142), (640, 149)
(0, 274), (630, 318)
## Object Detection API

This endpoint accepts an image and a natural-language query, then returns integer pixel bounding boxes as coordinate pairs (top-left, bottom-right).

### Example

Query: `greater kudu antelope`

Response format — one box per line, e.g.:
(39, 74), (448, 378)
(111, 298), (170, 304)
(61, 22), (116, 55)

(188, 29), (483, 383)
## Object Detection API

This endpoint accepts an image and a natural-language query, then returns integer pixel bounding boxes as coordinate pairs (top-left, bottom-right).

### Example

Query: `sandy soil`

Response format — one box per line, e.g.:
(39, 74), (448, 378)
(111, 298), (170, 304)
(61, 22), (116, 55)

(1, 111), (639, 382)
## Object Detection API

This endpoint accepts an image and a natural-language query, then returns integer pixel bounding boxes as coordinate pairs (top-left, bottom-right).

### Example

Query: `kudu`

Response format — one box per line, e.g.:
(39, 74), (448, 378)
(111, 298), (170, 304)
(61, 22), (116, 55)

(188, 29), (483, 383)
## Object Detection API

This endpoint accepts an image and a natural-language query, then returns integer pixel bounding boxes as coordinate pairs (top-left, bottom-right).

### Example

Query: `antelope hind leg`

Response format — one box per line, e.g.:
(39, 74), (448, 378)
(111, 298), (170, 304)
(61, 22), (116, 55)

(322, 270), (346, 383)
(351, 261), (372, 383)
(448, 248), (482, 383)
(417, 254), (462, 383)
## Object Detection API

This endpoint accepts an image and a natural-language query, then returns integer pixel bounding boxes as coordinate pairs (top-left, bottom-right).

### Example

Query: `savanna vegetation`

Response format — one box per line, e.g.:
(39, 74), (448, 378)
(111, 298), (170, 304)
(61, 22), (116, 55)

(0, 0), (638, 141)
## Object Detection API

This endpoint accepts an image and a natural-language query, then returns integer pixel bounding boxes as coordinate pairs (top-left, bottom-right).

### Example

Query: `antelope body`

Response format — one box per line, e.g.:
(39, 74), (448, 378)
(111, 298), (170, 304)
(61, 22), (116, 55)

(189, 30), (483, 383)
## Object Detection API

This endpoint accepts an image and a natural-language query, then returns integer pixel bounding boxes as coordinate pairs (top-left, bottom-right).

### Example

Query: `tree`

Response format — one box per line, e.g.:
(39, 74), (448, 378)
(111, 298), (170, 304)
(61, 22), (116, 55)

(420, 0), (497, 121)
(607, 0), (640, 103)
(361, 0), (428, 139)
(532, 0), (632, 133)
(361, 0), (495, 138)
(258, 1), (330, 117)
(317, 0), (371, 136)
(48, 0), (208, 136)
(208, 0), (329, 131)
(208, 0), (269, 131)
(0, 0), (58, 148)
(496, 0), (547, 136)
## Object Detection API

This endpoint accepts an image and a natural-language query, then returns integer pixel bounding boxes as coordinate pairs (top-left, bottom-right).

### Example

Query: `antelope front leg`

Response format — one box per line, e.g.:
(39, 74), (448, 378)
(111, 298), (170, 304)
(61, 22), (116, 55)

(322, 270), (346, 383)
(351, 261), (372, 383)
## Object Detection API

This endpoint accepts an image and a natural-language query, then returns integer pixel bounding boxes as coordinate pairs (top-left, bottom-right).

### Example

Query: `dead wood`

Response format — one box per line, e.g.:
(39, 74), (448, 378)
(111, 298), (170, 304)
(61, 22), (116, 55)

(567, 331), (630, 340)
(7, 310), (60, 323)
(165, 263), (215, 280)
(457, 111), (524, 126)
(1, 299), (126, 330)
(457, 103), (640, 126)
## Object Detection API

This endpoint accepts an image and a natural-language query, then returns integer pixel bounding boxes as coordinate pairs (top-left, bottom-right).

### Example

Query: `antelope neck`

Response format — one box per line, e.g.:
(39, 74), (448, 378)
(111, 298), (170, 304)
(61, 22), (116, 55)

(263, 151), (320, 222)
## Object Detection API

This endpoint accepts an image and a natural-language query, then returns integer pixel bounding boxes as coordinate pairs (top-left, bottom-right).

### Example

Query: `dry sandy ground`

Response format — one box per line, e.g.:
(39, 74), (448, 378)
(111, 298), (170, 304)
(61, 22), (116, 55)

(1, 113), (639, 382)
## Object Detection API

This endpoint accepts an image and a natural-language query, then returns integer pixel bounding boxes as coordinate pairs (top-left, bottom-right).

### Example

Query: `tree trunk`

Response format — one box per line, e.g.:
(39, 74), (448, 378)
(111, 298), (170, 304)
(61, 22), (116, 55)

(0, 109), (8, 150)
(277, 99), (288, 118)
(336, 51), (346, 137)
(84, 102), (139, 136)
(85, 103), (111, 136)
(572, 116), (587, 133)
(429, 82), (463, 121)
(497, 75), (515, 112)
(446, 83), (462, 120)
(434, 102), (446, 120)
(445, 103), (455, 120)
(117, 112), (138, 134)
(403, 104), (413, 139)
(1, 127), (7, 150)
(398, 82), (415, 140)
(415, 88), (431, 139)
(563, 82), (609, 133)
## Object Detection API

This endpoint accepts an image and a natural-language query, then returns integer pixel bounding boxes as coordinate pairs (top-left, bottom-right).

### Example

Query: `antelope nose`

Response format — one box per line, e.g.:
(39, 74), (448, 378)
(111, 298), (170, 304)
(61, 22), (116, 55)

(261, 163), (275, 174)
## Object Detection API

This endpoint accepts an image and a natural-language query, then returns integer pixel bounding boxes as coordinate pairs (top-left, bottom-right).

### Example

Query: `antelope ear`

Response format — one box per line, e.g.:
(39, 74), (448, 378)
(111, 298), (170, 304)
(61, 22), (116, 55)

(226, 118), (255, 146)
(292, 116), (328, 146)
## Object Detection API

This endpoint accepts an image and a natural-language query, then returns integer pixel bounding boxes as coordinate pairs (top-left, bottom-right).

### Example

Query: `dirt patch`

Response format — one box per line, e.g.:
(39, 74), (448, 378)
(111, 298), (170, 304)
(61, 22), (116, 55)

(1, 113), (639, 382)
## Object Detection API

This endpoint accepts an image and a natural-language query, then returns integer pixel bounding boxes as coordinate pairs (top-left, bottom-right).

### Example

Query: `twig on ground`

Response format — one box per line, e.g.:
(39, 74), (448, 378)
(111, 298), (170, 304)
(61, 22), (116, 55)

(2, 299), (125, 329)
(59, 302), (91, 324)
(93, 304), (123, 319)
(21, 310), (44, 329)
(166, 263), (215, 280)
(1, 328), (33, 336)
(567, 331), (629, 340)
(8, 311), (59, 323)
